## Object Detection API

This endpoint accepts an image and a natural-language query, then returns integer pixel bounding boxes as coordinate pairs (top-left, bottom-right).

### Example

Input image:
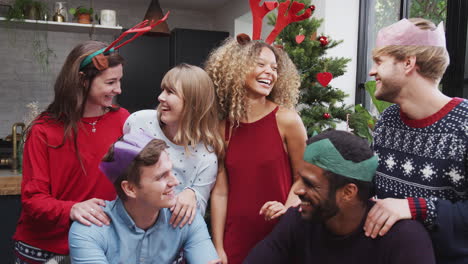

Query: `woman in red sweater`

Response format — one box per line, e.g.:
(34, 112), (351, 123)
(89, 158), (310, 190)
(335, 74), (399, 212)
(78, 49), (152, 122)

(13, 40), (130, 263)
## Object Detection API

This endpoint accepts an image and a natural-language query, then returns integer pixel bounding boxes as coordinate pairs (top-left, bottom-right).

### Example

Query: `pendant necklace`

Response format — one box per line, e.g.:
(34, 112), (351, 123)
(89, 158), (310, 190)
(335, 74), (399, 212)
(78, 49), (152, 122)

(82, 115), (104, 133)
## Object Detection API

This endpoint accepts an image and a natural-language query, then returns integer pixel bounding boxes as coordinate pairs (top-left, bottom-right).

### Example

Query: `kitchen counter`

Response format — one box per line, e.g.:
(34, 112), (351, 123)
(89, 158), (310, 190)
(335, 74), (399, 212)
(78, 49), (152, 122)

(0, 170), (21, 195)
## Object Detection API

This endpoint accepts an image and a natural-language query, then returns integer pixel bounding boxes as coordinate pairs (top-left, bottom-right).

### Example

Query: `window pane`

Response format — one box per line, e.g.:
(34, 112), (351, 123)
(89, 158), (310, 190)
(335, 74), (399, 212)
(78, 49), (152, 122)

(409, 0), (447, 24)
(366, 0), (401, 84)
(363, 0), (401, 110)
(409, 0), (448, 92)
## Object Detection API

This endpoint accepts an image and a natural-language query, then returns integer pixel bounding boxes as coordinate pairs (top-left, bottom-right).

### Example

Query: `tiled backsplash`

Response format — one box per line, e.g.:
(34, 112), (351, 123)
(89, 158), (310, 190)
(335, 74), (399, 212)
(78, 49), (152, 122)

(0, 28), (114, 136)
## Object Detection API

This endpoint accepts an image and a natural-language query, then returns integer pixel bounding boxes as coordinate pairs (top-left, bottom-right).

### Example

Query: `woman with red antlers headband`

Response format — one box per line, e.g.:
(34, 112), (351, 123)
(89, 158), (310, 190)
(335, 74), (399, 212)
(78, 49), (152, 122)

(12, 16), (168, 264)
(204, 1), (312, 263)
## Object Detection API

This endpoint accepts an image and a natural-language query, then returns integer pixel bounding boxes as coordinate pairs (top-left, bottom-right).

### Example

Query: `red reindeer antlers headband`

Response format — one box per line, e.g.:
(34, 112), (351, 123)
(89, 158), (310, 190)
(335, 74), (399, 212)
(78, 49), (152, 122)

(248, 0), (313, 45)
(80, 11), (170, 70)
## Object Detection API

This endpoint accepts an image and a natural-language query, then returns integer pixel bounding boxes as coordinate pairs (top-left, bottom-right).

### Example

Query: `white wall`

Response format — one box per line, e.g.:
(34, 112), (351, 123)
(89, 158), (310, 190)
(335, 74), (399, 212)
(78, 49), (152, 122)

(314, 0), (360, 107)
(233, 10), (274, 40)
(214, 0), (250, 35)
(234, 13), (252, 37)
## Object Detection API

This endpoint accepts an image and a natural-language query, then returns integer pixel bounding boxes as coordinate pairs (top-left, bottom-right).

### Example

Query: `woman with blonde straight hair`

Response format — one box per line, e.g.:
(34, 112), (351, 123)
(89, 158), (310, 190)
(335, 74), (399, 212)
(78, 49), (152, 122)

(124, 63), (223, 228)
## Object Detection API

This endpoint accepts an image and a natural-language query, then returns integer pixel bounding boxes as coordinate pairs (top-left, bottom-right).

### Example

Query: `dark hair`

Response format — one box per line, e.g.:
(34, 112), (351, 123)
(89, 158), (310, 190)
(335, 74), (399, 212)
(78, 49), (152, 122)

(25, 41), (124, 172)
(102, 139), (168, 201)
(307, 130), (374, 202)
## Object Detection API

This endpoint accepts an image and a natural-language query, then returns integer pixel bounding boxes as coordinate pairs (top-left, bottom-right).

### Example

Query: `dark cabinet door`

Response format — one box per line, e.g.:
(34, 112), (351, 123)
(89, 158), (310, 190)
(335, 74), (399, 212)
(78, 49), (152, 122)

(0, 195), (21, 263)
(117, 29), (229, 113)
(118, 35), (171, 113)
(170, 28), (229, 67)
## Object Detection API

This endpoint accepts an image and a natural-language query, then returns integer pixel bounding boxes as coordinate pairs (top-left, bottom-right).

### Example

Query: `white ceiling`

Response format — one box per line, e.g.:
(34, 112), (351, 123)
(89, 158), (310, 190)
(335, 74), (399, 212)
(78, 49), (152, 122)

(159, 0), (233, 11)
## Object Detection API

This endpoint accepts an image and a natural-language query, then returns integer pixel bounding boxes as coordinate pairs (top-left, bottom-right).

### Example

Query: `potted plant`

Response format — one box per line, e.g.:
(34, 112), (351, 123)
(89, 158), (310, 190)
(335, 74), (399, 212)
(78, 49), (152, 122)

(7, 0), (48, 20)
(69, 6), (93, 24)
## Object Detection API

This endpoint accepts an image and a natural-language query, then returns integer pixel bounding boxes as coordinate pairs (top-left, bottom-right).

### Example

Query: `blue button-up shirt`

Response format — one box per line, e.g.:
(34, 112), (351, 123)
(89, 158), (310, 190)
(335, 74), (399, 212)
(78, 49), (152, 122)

(69, 199), (218, 264)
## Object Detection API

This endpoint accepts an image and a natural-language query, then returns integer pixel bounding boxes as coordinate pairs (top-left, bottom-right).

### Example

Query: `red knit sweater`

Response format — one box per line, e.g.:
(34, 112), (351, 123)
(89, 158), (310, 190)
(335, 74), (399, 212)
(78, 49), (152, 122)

(13, 108), (129, 254)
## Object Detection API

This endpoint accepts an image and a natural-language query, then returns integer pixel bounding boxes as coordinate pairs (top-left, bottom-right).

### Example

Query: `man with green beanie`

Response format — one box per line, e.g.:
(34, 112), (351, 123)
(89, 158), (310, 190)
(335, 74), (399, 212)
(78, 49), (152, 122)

(244, 130), (435, 264)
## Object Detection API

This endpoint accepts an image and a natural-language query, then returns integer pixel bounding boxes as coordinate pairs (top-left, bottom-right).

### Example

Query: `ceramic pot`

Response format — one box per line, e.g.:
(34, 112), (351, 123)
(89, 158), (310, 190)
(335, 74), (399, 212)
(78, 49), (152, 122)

(77, 13), (91, 24)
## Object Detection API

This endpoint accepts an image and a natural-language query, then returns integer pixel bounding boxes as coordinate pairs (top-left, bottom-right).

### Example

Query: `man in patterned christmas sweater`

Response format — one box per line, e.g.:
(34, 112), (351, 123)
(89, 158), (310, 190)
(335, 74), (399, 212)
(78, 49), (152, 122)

(364, 18), (468, 264)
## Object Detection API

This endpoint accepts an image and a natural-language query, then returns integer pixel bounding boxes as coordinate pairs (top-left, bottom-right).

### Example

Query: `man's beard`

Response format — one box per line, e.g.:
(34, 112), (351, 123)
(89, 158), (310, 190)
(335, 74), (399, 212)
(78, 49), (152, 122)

(375, 78), (401, 103)
(301, 193), (340, 223)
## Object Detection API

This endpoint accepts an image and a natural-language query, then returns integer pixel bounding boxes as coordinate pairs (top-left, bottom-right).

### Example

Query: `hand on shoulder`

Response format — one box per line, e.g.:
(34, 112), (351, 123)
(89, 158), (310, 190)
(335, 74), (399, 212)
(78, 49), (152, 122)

(364, 197), (411, 238)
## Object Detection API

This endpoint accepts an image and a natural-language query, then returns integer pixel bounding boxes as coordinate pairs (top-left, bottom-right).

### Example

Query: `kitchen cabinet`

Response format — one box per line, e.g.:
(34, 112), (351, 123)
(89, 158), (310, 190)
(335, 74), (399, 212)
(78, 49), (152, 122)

(0, 171), (21, 263)
(118, 28), (229, 113)
(170, 28), (229, 67)
(118, 34), (171, 113)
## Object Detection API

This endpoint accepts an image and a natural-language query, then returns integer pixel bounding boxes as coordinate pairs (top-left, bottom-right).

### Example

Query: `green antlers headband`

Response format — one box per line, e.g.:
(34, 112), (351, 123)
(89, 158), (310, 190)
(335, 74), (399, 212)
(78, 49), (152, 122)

(303, 139), (378, 182)
(80, 47), (115, 70)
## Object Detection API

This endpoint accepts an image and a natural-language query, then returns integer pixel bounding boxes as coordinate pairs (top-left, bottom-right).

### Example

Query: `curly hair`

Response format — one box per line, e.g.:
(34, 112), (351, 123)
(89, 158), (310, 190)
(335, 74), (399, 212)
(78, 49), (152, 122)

(204, 38), (300, 122)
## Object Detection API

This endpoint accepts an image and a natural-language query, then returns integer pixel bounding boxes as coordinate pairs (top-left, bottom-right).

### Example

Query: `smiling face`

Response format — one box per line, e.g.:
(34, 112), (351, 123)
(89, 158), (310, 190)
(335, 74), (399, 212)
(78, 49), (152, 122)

(369, 55), (405, 102)
(157, 83), (184, 128)
(294, 161), (340, 222)
(133, 151), (180, 209)
(244, 46), (278, 98)
(86, 64), (123, 110)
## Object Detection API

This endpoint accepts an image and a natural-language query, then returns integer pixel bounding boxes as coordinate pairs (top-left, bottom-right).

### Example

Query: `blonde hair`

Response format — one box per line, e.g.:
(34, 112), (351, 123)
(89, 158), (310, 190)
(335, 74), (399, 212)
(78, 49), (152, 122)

(204, 38), (300, 122)
(157, 64), (224, 158)
(373, 18), (449, 81)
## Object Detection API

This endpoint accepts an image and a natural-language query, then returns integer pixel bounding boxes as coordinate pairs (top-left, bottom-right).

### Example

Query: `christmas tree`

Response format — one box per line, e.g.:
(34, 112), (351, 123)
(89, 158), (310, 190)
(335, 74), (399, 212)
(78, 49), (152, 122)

(268, 0), (372, 140)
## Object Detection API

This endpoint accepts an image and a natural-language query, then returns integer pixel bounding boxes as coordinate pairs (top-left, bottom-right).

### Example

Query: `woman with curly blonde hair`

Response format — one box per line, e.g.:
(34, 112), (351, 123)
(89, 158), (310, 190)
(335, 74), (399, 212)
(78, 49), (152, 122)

(205, 37), (307, 264)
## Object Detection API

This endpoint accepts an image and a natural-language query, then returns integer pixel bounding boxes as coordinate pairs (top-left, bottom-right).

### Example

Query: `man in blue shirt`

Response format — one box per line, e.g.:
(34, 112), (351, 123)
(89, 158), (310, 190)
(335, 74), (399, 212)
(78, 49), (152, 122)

(69, 131), (220, 264)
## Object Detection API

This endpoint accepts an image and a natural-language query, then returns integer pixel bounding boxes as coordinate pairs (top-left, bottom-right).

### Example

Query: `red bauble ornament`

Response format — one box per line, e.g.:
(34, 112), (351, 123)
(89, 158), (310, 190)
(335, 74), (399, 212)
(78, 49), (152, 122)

(319, 36), (328, 46)
(309, 5), (316, 11)
(316, 72), (333, 87)
(323, 113), (331, 119)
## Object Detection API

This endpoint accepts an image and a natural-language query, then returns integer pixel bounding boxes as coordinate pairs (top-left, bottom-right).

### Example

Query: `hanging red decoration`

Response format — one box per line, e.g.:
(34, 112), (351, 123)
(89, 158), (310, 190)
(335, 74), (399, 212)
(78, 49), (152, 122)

(295, 34), (305, 44)
(318, 36), (328, 46)
(309, 5), (316, 11)
(316, 72), (333, 87)
(323, 113), (331, 119)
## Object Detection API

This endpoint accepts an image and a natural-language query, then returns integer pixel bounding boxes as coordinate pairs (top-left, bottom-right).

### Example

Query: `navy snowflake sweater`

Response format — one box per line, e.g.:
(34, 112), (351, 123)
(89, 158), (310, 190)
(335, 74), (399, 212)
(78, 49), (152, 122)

(373, 97), (468, 264)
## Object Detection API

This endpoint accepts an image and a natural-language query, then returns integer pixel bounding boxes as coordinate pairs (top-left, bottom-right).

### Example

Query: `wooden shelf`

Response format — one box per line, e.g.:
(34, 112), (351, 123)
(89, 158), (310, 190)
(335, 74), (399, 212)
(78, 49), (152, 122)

(0, 17), (122, 34)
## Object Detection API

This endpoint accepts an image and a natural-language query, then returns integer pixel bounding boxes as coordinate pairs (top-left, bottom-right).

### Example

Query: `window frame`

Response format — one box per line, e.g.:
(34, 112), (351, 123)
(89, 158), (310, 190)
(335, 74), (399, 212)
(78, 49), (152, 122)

(443, 0), (467, 98)
(355, 0), (468, 105)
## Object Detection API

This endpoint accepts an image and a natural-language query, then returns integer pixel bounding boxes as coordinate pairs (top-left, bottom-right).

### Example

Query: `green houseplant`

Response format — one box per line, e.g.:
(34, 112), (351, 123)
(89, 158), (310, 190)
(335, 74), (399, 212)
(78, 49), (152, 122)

(7, 0), (48, 20)
(69, 6), (93, 24)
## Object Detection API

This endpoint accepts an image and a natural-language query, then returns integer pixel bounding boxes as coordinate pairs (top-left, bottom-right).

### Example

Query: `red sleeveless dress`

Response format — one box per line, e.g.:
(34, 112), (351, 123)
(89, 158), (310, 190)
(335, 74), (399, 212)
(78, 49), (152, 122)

(223, 106), (292, 264)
